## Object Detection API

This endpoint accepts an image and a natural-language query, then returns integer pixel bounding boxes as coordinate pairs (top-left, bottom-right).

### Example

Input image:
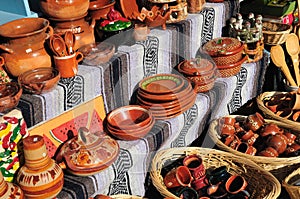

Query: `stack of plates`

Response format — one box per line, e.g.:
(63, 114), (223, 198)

(136, 74), (197, 120)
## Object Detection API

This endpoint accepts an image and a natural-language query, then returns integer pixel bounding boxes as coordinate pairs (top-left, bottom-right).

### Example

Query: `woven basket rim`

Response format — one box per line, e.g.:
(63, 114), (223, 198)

(256, 91), (300, 129)
(150, 146), (281, 199)
(262, 21), (293, 34)
(110, 194), (144, 199)
(208, 115), (300, 171)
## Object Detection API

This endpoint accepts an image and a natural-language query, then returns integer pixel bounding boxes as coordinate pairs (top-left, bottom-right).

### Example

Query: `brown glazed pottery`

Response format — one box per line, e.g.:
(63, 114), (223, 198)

(187, 0), (205, 13)
(56, 127), (119, 176)
(163, 166), (193, 188)
(40, 0), (89, 19)
(53, 51), (84, 78)
(219, 117), (236, 126)
(0, 18), (53, 77)
(244, 112), (265, 132)
(0, 82), (22, 113)
(0, 56), (10, 83)
(235, 142), (257, 155)
(18, 67), (60, 94)
(183, 154), (206, 179)
(260, 123), (283, 137)
(266, 134), (288, 154)
(80, 42), (115, 65)
(284, 132), (296, 145)
(106, 105), (153, 130)
(89, 0), (116, 20)
(225, 175), (248, 195)
(16, 135), (64, 199)
(0, 171), (24, 199)
(219, 124), (235, 136)
(50, 13), (96, 51)
(258, 146), (279, 157)
(203, 37), (244, 66)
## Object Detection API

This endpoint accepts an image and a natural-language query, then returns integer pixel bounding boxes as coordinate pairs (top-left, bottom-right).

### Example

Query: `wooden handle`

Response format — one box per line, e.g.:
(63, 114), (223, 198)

(282, 62), (297, 86)
(292, 55), (300, 86)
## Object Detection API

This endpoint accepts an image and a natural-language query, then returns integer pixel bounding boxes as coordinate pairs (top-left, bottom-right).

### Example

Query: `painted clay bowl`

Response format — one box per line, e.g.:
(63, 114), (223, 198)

(18, 67), (60, 94)
(106, 105), (153, 130)
(0, 82), (22, 113)
(139, 74), (185, 95)
(178, 58), (216, 76)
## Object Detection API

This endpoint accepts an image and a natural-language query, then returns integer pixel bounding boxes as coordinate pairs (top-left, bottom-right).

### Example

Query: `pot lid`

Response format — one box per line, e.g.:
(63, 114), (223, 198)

(203, 37), (242, 56)
(178, 58), (216, 76)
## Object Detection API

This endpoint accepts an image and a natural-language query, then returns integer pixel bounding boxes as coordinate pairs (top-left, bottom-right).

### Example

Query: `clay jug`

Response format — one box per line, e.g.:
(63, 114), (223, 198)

(40, 0), (89, 19)
(0, 18), (53, 77)
(16, 135), (64, 199)
(50, 13), (96, 51)
(0, 171), (24, 199)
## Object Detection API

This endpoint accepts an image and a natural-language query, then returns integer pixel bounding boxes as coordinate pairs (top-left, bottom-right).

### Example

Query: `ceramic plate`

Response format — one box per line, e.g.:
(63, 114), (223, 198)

(139, 74), (185, 95)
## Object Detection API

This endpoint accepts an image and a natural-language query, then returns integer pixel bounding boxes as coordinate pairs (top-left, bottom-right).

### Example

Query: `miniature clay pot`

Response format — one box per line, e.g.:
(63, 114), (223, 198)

(40, 0), (89, 19)
(208, 166), (231, 185)
(225, 175), (248, 195)
(219, 117), (236, 126)
(235, 142), (257, 155)
(258, 146), (279, 157)
(283, 132), (296, 146)
(266, 134), (288, 154)
(191, 175), (208, 191)
(163, 166), (193, 188)
(183, 154), (206, 179)
(285, 143), (300, 156)
(0, 171), (24, 199)
(260, 123), (283, 137)
(0, 82), (23, 113)
(16, 135), (64, 199)
(219, 124), (235, 136)
(244, 112), (265, 132)
(89, 1), (116, 20)
(0, 18), (53, 77)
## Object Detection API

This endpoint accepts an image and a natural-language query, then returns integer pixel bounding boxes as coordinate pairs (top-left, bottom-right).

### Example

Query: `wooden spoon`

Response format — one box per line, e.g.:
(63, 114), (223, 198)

(270, 45), (297, 86)
(64, 31), (75, 55)
(52, 37), (67, 57)
(285, 33), (300, 86)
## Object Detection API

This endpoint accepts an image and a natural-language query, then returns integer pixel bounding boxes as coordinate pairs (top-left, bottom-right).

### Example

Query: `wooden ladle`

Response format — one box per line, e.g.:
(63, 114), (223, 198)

(270, 45), (297, 86)
(285, 33), (300, 86)
(64, 31), (75, 55)
(52, 37), (67, 57)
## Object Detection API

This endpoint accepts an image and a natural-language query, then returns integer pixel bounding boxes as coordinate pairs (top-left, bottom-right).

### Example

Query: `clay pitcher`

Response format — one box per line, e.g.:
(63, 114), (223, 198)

(50, 13), (96, 51)
(0, 18), (53, 77)
(16, 135), (64, 199)
(0, 171), (24, 199)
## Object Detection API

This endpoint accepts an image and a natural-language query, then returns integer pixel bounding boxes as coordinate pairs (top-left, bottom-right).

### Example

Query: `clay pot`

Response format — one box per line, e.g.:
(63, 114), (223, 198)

(283, 132), (296, 146)
(191, 175), (208, 191)
(50, 13), (96, 51)
(260, 123), (283, 137)
(219, 124), (235, 136)
(183, 154), (206, 179)
(258, 146), (279, 157)
(0, 56), (10, 83)
(235, 142), (257, 155)
(285, 143), (300, 156)
(163, 166), (193, 188)
(244, 112), (265, 132)
(0, 18), (53, 77)
(40, 0), (89, 19)
(89, 1), (116, 20)
(0, 82), (23, 113)
(0, 171), (24, 199)
(16, 135), (64, 199)
(208, 166), (231, 185)
(219, 117), (236, 126)
(266, 134), (288, 154)
(225, 175), (248, 195)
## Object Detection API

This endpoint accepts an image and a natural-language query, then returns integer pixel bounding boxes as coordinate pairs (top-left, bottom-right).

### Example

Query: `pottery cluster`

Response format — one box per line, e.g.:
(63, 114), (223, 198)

(136, 73), (197, 120)
(218, 113), (300, 157)
(177, 57), (217, 93)
(263, 91), (300, 121)
(105, 105), (155, 140)
(203, 37), (247, 77)
(162, 155), (250, 199)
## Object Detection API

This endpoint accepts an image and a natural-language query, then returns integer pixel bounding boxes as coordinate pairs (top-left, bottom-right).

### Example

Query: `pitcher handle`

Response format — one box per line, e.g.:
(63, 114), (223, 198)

(46, 26), (54, 37)
(0, 44), (13, 54)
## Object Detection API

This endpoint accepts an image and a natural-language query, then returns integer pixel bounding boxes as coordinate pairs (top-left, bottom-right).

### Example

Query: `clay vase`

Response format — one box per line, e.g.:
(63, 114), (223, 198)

(16, 135), (64, 199)
(0, 171), (24, 199)
(40, 0), (89, 19)
(50, 13), (96, 51)
(0, 18), (53, 77)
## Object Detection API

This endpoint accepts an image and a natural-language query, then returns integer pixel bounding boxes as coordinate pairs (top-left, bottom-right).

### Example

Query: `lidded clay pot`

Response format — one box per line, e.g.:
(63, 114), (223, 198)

(0, 18), (53, 77)
(40, 0), (89, 19)
(0, 171), (24, 199)
(16, 135), (64, 199)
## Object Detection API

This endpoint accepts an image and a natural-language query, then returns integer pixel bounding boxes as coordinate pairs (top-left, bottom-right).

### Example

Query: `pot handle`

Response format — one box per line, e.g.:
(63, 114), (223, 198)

(46, 26), (54, 37)
(0, 45), (13, 54)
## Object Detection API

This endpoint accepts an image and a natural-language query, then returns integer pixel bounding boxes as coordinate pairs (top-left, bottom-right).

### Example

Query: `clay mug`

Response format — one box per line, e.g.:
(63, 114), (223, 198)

(219, 124), (235, 136)
(219, 117), (236, 126)
(283, 131), (296, 145)
(221, 134), (235, 146)
(258, 146), (279, 157)
(229, 135), (241, 149)
(54, 51), (83, 78)
(163, 165), (193, 188)
(244, 112), (265, 132)
(170, 186), (199, 199)
(183, 154), (206, 179)
(266, 134), (288, 154)
(285, 143), (300, 156)
(208, 166), (231, 186)
(225, 175), (248, 195)
(236, 129), (254, 141)
(246, 133), (259, 146)
(133, 23), (150, 41)
(191, 174), (209, 191)
(260, 123), (283, 137)
(234, 122), (244, 133)
(235, 142), (257, 155)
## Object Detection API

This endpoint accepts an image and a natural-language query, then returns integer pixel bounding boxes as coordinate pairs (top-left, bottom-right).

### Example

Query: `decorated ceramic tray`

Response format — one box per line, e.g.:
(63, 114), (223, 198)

(139, 74), (185, 95)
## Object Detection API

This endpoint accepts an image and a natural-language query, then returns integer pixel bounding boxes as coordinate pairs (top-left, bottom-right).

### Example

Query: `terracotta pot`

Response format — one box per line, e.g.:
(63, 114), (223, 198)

(258, 146), (279, 157)
(191, 175), (208, 191)
(219, 124), (235, 136)
(0, 82), (23, 113)
(284, 132), (296, 146)
(183, 154), (206, 179)
(225, 175), (248, 195)
(235, 142), (257, 155)
(266, 134), (288, 154)
(285, 143), (300, 156)
(0, 18), (53, 77)
(163, 166), (193, 188)
(40, 0), (89, 19)
(50, 13), (96, 51)
(89, 1), (116, 20)
(244, 112), (265, 132)
(16, 135), (64, 199)
(219, 117), (236, 126)
(0, 171), (24, 199)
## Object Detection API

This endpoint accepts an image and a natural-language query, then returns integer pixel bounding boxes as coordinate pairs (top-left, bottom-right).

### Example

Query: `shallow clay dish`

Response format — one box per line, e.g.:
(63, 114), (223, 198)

(139, 74), (185, 95)
(0, 82), (22, 113)
(106, 105), (153, 130)
(79, 42), (115, 65)
(18, 67), (60, 94)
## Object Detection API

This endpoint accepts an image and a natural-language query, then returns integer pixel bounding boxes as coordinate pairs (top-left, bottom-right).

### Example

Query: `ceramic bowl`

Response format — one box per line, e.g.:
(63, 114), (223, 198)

(79, 42), (115, 65)
(18, 67), (60, 94)
(177, 58), (216, 76)
(106, 105), (153, 130)
(0, 82), (22, 113)
(89, 1), (116, 20)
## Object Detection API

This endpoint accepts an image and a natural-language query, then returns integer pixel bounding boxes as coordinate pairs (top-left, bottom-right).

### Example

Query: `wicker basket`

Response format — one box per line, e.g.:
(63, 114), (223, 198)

(217, 55), (248, 78)
(208, 115), (300, 180)
(262, 21), (292, 45)
(150, 147), (281, 199)
(256, 91), (300, 129)
(282, 167), (300, 199)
